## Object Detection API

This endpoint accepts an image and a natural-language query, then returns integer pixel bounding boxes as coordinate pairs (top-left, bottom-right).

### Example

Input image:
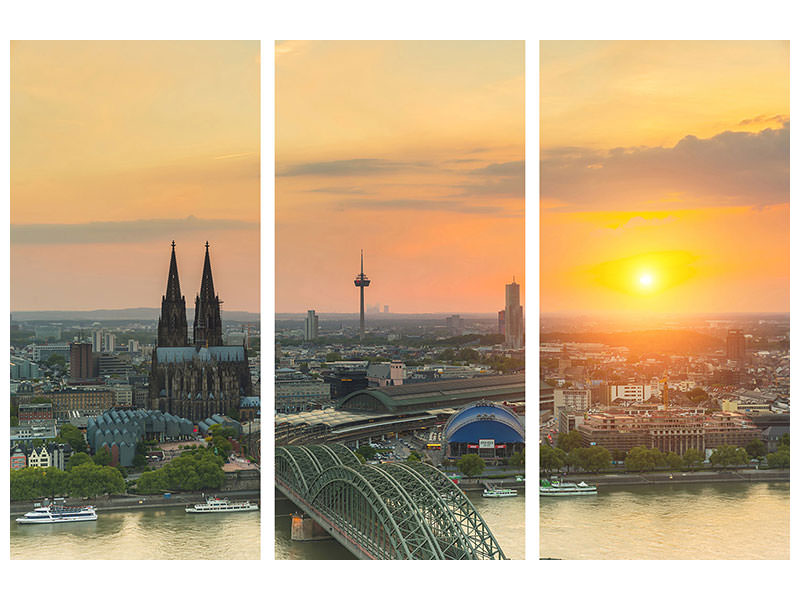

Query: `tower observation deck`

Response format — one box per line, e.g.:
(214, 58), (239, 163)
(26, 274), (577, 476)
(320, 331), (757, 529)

(354, 250), (371, 341)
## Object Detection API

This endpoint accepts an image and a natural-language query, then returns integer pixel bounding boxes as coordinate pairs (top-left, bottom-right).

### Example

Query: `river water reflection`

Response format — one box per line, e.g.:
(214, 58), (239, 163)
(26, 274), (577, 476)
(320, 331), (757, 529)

(11, 506), (260, 560)
(540, 482), (789, 560)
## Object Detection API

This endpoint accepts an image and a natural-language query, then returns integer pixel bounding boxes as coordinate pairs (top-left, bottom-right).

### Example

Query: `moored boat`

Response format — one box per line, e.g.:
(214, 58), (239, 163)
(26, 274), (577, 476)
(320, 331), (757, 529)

(16, 503), (98, 524)
(185, 497), (259, 513)
(540, 479), (598, 496)
(482, 484), (518, 498)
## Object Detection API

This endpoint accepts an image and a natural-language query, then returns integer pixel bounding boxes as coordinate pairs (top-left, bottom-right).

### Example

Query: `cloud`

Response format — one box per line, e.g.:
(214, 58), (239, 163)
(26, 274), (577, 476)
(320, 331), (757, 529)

(11, 215), (258, 245)
(738, 114), (788, 126)
(452, 160), (524, 198)
(306, 186), (370, 195)
(542, 123), (788, 211)
(336, 197), (520, 217)
(277, 158), (428, 177)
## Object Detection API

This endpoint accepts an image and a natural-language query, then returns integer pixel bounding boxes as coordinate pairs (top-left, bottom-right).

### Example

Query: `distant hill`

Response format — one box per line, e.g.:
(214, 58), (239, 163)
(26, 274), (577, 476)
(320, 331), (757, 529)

(11, 308), (260, 323)
(540, 330), (723, 355)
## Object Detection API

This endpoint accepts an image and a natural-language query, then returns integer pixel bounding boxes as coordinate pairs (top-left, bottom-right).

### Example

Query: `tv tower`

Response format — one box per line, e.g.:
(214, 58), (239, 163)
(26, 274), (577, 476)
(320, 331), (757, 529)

(354, 250), (371, 341)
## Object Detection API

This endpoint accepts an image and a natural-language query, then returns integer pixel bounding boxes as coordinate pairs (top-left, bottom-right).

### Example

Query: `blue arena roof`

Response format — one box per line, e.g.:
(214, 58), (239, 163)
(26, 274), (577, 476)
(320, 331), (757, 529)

(443, 402), (525, 444)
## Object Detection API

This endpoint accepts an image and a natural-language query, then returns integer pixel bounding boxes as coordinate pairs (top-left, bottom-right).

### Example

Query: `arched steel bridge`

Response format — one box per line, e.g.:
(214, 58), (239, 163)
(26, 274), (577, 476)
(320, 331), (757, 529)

(276, 444), (506, 560)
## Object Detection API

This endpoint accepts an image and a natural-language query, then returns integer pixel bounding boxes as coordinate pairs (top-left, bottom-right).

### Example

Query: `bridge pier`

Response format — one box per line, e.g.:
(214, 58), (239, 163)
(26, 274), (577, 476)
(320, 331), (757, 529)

(291, 512), (332, 541)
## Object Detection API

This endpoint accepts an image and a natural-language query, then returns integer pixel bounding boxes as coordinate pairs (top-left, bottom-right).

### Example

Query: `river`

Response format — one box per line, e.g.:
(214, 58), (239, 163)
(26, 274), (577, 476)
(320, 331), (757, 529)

(10, 506), (260, 560)
(276, 489), (525, 560)
(540, 481), (789, 560)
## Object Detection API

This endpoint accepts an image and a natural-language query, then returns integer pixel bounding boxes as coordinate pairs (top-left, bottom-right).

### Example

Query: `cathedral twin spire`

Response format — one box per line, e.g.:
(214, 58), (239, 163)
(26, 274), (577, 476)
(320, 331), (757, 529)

(157, 241), (223, 348)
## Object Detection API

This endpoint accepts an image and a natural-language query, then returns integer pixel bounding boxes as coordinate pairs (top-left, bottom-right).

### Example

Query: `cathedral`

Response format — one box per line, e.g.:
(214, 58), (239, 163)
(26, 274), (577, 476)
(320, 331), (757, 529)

(148, 242), (252, 422)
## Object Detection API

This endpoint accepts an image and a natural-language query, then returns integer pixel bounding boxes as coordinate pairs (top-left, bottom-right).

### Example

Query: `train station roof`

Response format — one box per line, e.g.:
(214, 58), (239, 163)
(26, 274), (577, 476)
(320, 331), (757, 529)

(336, 374), (525, 415)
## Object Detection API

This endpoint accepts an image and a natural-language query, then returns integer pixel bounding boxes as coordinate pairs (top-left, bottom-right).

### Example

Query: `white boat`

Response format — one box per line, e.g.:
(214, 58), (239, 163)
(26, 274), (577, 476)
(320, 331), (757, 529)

(185, 497), (259, 513)
(540, 479), (597, 496)
(16, 503), (98, 524)
(482, 485), (518, 498)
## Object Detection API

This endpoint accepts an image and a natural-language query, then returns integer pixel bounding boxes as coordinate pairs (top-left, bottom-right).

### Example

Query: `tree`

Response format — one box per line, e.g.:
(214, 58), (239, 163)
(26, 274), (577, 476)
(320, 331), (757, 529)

(686, 388), (709, 404)
(55, 423), (88, 454)
(508, 449), (525, 468)
(406, 452), (421, 463)
(766, 446), (789, 469)
(745, 438), (766, 460)
(325, 352), (342, 362)
(556, 430), (583, 453)
(66, 452), (94, 470)
(683, 448), (704, 471)
(540, 445), (565, 474)
(625, 446), (660, 473)
(93, 446), (112, 466)
(709, 445), (748, 469)
(457, 454), (485, 478)
(665, 451), (683, 471)
(355, 445), (377, 461)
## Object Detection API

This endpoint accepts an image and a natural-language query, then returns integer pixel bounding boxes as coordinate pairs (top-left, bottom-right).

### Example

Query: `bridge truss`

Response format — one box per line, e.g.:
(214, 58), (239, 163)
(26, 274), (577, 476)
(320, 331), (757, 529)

(276, 444), (506, 560)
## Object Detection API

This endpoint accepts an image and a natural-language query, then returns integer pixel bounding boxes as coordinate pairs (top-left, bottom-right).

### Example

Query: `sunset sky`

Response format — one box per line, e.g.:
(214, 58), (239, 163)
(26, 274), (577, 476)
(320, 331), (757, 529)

(276, 41), (524, 314)
(540, 41), (789, 315)
(11, 41), (260, 312)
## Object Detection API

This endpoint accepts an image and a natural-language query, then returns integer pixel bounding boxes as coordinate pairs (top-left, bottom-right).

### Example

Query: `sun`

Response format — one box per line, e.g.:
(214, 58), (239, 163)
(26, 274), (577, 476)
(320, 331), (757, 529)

(638, 272), (654, 287)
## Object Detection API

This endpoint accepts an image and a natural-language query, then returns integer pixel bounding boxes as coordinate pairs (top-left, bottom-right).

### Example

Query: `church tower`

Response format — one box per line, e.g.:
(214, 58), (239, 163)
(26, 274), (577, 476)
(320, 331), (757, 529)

(157, 241), (188, 347)
(193, 242), (224, 347)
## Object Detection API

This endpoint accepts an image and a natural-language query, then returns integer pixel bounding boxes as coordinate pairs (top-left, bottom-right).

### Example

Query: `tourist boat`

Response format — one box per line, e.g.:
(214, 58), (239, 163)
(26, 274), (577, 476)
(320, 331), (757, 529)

(540, 479), (597, 496)
(482, 484), (518, 498)
(185, 497), (259, 513)
(16, 503), (98, 524)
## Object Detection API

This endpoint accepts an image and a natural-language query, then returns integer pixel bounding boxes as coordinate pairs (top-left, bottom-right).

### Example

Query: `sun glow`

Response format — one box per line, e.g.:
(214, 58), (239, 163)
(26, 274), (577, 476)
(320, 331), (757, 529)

(638, 273), (654, 287)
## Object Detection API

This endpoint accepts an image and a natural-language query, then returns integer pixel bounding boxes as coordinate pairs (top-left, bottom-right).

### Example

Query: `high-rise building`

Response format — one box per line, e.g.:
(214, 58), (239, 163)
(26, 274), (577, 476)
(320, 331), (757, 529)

(498, 309), (505, 335)
(446, 314), (463, 336)
(92, 330), (103, 353)
(504, 278), (523, 349)
(384, 305), (390, 313)
(353, 250), (371, 341)
(104, 332), (116, 353)
(69, 342), (97, 380)
(304, 309), (319, 341)
(727, 329), (746, 361)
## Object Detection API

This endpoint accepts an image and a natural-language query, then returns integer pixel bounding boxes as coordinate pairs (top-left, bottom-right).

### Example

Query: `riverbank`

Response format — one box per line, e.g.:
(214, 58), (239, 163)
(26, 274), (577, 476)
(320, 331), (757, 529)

(10, 489), (261, 516)
(549, 469), (788, 488)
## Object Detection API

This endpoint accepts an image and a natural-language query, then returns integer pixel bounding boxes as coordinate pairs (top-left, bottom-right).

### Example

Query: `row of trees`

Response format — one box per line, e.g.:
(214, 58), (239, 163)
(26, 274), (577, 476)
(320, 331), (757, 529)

(134, 447), (225, 494)
(542, 438), (790, 475)
(11, 463), (125, 501)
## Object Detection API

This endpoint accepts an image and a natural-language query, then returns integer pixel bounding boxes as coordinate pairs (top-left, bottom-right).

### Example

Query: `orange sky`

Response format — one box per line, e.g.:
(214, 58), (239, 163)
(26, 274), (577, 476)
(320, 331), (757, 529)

(540, 41), (789, 314)
(276, 41), (524, 314)
(11, 41), (260, 312)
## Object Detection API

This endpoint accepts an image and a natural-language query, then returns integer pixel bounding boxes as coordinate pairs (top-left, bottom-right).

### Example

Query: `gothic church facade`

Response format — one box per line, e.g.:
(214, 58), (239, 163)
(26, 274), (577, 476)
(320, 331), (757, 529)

(149, 242), (252, 422)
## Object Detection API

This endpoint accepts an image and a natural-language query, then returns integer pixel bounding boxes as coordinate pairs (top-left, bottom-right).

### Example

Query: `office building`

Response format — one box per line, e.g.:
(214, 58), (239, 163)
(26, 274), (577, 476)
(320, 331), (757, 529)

(304, 309), (319, 341)
(69, 342), (97, 380)
(504, 279), (523, 349)
(727, 329), (746, 361)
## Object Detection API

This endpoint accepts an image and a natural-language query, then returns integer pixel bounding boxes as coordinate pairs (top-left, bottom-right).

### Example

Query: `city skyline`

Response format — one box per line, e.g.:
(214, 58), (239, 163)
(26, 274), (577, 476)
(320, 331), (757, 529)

(541, 41), (789, 315)
(276, 41), (524, 314)
(10, 41), (260, 312)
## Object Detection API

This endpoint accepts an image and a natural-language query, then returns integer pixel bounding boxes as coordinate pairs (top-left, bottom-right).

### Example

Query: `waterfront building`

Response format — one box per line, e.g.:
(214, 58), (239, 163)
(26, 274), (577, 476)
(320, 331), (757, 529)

(304, 309), (319, 341)
(26, 445), (52, 468)
(504, 279), (523, 349)
(149, 242), (252, 421)
(443, 401), (525, 461)
(87, 408), (194, 466)
(10, 447), (27, 470)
